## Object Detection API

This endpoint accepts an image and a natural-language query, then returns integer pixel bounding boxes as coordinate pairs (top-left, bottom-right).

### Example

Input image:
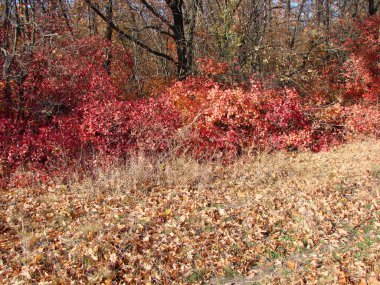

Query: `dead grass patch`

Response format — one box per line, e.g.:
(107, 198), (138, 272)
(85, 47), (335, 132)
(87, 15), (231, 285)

(1, 139), (380, 284)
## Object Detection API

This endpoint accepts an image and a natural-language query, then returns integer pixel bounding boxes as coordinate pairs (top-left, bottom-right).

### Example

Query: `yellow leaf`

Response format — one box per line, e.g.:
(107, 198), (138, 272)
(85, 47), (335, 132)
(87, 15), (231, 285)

(34, 254), (43, 263)
(368, 276), (380, 285)
(109, 253), (117, 264)
(338, 271), (347, 284)
(286, 261), (296, 270)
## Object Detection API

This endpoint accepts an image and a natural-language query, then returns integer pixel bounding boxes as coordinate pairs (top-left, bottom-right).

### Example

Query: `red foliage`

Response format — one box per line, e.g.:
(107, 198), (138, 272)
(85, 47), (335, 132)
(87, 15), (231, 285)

(0, 33), (182, 186)
(196, 58), (229, 76)
(0, 36), (134, 185)
(168, 76), (339, 158)
(308, 16), (380, 139)
(345, 105), (380, 137)
(80, 95), (181, 156)
(1, 15), (380, 188)
(342, 16), (380, 103)
(337, 16), (380, 137)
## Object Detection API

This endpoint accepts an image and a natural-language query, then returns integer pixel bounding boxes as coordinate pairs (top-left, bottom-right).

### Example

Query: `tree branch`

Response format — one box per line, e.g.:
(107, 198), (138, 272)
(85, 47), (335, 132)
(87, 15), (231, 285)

(139, 0), (173, 29)
(139, 25), (174, 38)
(85, 0), (176, 64)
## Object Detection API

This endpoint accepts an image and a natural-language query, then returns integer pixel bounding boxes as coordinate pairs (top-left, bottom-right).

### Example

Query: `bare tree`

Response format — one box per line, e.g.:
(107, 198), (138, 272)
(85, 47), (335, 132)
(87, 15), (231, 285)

(103, 0), (113, 74)
(85, 0), (198, 79)
(368, 0), (379, 15)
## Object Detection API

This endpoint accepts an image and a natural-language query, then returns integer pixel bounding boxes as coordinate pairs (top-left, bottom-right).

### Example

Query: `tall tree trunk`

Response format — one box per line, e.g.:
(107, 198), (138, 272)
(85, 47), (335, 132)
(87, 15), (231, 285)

(87, 3), (98, 36)
(286, 0), (291, 18)
(289, 0), (306, 49)
(103, 0), (113, 75)
(324, 0), (330, 45)
(2, 0), (10, 49)
(185, 0), (198, 74)
(167, 0), (188, 79)
(369, 0), (379, 15)
(315, 0), (323, 26)
(2, 0), (13, 116)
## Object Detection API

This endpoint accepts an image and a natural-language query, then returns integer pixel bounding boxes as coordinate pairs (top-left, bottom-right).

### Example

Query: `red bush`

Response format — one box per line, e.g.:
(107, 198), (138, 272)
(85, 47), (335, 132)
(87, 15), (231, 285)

(167, 76), (340, 158)
(342, 16), (380, 103)
(0, 36), (134, 184)
(345, 105), (380, 137)
(80, 95), (181, 157)
(1, 15), (379, 188)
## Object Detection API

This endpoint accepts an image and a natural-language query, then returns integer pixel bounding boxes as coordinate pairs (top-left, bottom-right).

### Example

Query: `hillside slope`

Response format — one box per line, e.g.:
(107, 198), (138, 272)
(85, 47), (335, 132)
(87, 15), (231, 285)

(1, 140), (380, 284)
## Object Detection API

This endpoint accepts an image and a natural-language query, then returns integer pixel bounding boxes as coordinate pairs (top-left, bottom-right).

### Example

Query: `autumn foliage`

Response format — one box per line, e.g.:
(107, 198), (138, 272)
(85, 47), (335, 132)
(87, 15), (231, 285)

(1, 16), (380, 187)
(342, 16), (380, 103)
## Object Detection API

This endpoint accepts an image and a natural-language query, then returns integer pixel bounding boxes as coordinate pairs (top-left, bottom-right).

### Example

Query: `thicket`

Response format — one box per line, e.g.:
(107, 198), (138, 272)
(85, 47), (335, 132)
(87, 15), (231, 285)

(0, 15), (379, 188)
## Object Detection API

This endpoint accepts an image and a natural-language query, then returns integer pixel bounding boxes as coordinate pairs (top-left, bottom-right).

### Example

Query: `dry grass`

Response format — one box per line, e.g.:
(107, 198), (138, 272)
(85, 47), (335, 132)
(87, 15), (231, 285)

(1, 139), (380, 284)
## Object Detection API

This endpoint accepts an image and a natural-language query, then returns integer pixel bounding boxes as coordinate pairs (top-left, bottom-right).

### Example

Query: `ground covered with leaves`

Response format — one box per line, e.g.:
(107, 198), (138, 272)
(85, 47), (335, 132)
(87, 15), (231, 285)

(1, 140), (380, 284)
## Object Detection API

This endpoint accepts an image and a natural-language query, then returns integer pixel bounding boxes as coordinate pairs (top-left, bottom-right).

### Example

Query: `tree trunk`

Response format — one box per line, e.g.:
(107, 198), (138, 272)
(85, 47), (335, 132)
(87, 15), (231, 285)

(289, 0), (306, 49)
(185, 0), (198, 74)
(167, 0), (188, 79)
(103, 0), (113, 75)
(315, 0), (323, 26)
(324, 0), (330, 45)
(286, 0), (291, 18)
(2, 0), (13, 116)
(2, 0), (10, 49)
(369, 0), (379, 15)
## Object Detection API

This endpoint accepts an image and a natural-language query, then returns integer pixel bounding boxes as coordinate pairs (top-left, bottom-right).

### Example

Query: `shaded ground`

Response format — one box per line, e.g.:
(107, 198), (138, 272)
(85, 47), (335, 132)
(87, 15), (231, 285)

(1, 140), (380, 284)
